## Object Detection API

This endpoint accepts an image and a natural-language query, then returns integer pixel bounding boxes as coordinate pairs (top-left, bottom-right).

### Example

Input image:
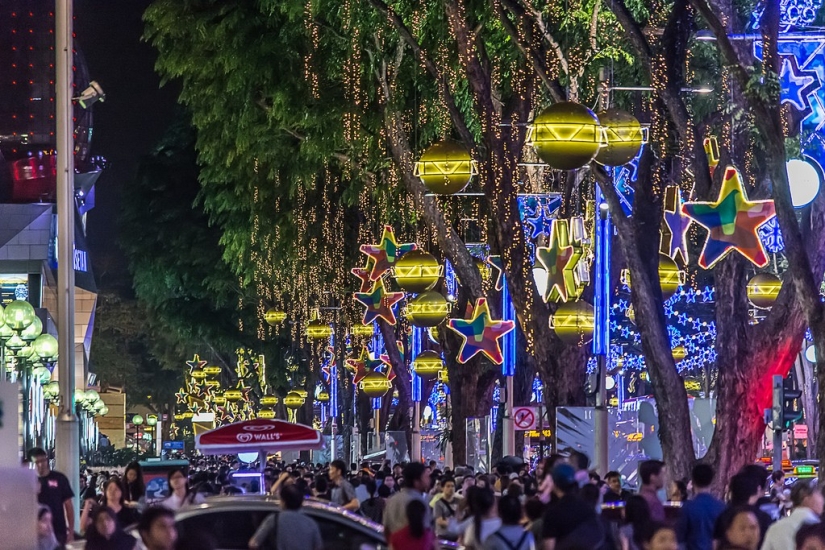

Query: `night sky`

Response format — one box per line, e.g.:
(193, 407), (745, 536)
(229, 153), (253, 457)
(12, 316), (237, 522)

(74, 0), (178, 285)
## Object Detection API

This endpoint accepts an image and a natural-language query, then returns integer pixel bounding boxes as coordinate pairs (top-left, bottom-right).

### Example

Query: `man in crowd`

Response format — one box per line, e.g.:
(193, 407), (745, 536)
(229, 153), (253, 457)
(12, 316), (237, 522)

(676, 463), (726, 550)
(638, 460), (667, 522)
(137, 507), (178, 550)
(432, 477), (460, 540)
(30, 447), (74, 545)
(542, 464), (604, 550)
(384, 462), (431, 543)
(329, 459), (360, 512)
(603, 471), (631, 504)
(761, 479), (822, 550)
(714, 472), (773, 545)
(249, 484), (323, 550)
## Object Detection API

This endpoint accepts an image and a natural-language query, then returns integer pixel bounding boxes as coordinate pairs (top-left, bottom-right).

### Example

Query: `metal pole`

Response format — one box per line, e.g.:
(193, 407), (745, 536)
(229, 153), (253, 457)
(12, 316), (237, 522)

(503, 375), (515, 456)
(412, 400), (421, 461)
(593, 190), (611, 476)
(55, 0), (79, 499)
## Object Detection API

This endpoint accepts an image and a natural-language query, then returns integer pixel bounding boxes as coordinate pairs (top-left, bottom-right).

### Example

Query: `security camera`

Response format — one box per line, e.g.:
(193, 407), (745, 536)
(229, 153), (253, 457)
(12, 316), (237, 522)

(74, 81), (105, 109)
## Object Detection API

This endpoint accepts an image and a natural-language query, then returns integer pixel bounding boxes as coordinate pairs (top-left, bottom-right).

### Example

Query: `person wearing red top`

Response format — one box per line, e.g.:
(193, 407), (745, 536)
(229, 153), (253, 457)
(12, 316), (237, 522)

(389, 499), (437, 550)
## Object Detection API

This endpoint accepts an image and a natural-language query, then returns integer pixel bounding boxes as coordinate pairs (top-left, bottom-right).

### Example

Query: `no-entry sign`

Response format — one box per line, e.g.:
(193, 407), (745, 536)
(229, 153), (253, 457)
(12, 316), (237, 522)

(513, 407), (538, 431)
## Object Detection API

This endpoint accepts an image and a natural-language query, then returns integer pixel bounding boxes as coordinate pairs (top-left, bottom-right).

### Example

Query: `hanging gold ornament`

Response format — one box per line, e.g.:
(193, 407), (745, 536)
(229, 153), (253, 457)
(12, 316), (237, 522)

(550, 301), (595, 346)
(527, 102), (604, 170)
(412, 350), (444, 381)
(360, 370), (392, 398)
(594, 109), (645, 166)
(392, 250), (443, 293)
(405, 290), (450, 327)
(414, 141), (478, 194)
(747, 273), (782, 309)
(264, 308), (287, 326)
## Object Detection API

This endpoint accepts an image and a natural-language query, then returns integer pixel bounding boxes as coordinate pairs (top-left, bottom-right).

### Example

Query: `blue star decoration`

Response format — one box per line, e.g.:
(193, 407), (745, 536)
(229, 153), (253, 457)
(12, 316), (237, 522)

(780, 55), (819, 116)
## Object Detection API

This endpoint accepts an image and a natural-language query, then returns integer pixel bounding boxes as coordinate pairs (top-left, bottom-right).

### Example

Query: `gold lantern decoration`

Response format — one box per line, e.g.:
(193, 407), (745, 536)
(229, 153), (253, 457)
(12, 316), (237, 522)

(747, 273), (782, 309)
(174, 413), (186, 421)
(414, 141), (478, 195)
(405, 290), (450, 327)
(306, 319), (333, 340)
(595, 109), (645, 166)
(392, 250), (443, 293)
(527, 102), (604, 170)
(349, 323), (374, 337)
(224, 389), (242, 402)
(283, 391), (305, 410)
(316, 391), (330, 403)
(260, 395), (279, 407)
(550, 300), (595, 346)
(204, 365), (222, 377)
(213, 395), (227, 406)
(360, 370), (392, 398)
(190, 368), (207, 380)
(412, 350), (444, 381)
(258, 409), (276, 419)
(621, 254), (686, 300)
(182, 411), (195, 419)
(264, 308), (287, 326)
(672, 345), (687, 361)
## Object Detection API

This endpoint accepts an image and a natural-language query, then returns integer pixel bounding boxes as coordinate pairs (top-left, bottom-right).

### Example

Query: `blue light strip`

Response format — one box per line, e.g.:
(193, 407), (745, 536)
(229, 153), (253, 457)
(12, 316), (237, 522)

(445, 260), (457, 301)
(593, 186), (611, 357)
(411, 326), (422, 402)
(501, 274), (517, 376)
(329, 333), (338, 418)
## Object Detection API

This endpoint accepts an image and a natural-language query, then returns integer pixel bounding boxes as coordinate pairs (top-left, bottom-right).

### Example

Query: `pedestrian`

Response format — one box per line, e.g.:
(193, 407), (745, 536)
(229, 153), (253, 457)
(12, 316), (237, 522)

(460, 486), (500, 550)
(122, 462), (146, 508)
(433, 477), (461, 540)
(161, 468), (205, 511)
(638, 522), (678, 550)
(389, 499), (437, 550)
(83, 473), (100, 502)
(135, 507), (177, 550)
(313, 475), (330, 500)
(248, 484), (323, 550)
(360, 478), (386, 523)
(676, 463), (726, 550)
(383, 474), (397, 494)
(384, 462), (431, 542)
(638, 460), (667, 522)
(770, 471), (789, 509)
(603, 471), (631, 504)
(483, 494), (534, 550)
(30, 447), (75, 545)
(37, 505), (60, 550)
(715, 507), (761, 550)
(524, 498), (545, 545)
(714, 473), (773, 545)
(760, 479), (822, 550)
(82, 478), (140, 533)
(619, 495), (651, 550)
(84, 506), (137, 550)
(329, 459), (360, 512)
(796, 522), (825, 550)
(667, 479), (688, 503)
(541, 463), (606, 549)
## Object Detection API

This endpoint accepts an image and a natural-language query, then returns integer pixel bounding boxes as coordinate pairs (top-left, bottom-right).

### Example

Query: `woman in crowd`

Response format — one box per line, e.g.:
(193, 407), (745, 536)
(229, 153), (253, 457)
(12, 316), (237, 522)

(161, 467), (205, 511)
(639, 523), (679, 550)
(121, 462), (145, 508)
(37, 505), (59, 550)
(81, 478), (140, 534)
(482, 494), (534, 550)
(388, 499), (436, 550)
(459, 486), (500, 550)
(667, 479), (689, 503)
(84, 506), (137, 550)
(715, 507), (761, 550)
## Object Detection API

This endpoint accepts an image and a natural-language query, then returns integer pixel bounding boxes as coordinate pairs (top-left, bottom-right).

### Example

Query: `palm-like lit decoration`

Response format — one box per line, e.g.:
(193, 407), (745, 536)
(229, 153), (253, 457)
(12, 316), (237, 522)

(681, 166), (776, 269)
(447, 298), (515, 364)
(660, 186), (692, 264)
(535, 219), (583, 302)
(359, 225), (418, 281)
(354, 279), (405, 325)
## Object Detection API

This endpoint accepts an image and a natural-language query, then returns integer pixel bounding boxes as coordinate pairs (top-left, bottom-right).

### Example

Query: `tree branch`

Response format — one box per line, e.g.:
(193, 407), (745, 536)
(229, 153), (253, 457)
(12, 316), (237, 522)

(688, 0), (752, 89)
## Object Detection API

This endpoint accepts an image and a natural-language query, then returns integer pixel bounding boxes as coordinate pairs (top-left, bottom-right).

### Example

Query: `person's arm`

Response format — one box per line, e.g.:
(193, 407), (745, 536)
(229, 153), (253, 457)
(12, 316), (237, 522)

(64, 498), (76, 541)
(342, 482), (360, 511)
(248, 513), (276, 549)
(343, 496), (360, 511)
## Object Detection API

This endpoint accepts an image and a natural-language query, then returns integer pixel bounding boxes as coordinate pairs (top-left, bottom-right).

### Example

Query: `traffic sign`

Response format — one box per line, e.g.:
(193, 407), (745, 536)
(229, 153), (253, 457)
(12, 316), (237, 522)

(513, 407), (538, 431)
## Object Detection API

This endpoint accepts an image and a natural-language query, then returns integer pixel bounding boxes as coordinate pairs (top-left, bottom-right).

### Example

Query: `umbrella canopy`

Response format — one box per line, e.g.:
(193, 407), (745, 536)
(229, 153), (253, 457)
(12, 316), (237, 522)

(195, 418), (323, 455)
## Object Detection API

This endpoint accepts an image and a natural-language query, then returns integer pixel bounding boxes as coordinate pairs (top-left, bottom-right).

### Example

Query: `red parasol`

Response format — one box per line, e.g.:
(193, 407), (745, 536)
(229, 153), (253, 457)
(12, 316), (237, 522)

(195, 418), (323, 455)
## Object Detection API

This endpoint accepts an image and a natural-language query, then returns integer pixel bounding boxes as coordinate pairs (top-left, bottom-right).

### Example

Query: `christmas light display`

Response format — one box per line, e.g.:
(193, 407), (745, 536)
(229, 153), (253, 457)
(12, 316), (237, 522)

(354, 279), (405, 325)
(359, 225), (417, 281)
(446, 298), (515, 364)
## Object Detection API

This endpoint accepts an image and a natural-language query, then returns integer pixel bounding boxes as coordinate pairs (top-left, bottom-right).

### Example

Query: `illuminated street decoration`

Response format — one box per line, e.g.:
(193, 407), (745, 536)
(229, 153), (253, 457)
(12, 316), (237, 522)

(412, 350), (444, 380)
(527, 102), (605, 170)
(595, 109), (645, 166)
(393, 250), (442, 293)
(354, 279), (405, 325)
(486, 255), (504, 291)
(660, 186), (692, 264)
(186, 354), (207, 374)
(414, 141), (478, 195)
(345, 348), (370, 385)
(550, 300), (595, 346)
(351, 262), (375, 293)
(446, 298), (515, 364)
(264, 308), (286, 326)
(535, 219), (583, 303)
(704, 137), (720, 176)
(359, 225), (417, 281)
(681, 166), (776, 269)
(405, 290), (450, 327)
(747, 273), (783, 308)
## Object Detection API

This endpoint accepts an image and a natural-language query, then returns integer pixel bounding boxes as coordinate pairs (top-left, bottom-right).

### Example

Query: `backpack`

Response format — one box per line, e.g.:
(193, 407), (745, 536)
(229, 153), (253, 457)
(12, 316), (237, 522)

(492, 531), (530, 550)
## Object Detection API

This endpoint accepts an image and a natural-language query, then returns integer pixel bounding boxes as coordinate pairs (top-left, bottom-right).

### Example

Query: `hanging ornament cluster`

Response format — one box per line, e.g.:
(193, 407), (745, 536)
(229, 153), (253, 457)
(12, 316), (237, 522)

(414, 141), (478, 194)
(393, 250), (443, 293)
(446, 298), (515, 364)
(306, 308), (333, 340)
(535, 217), (592, 303)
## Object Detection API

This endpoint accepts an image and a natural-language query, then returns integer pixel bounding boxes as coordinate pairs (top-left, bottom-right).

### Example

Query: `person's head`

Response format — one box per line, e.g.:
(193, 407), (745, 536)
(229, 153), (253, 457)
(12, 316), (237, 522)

(797, 523), (825, 550)
(406, 498), (428, 539)
(589, 471), (601, 485)
(377, 484), (391, 498)
(402, 462), (430, 493)
(29, 448), (50, 477)
(467, 485), (496, 540)
(551, 463), (577, 496)
(791, 479), (825, 516)
(383, 475), (396, 490)
(498, 494), (522, 526)
(623, 495), (651, 527)
(91, 506), (118, 540)
(581, 483), (600, 508)
(364, 478), (377, 497)
(639, 460), (666, 490)
(740, 464), (769, 492)
(441, 477), (456, 499)
(605, 471), (622, 494)
(138, 507), (177, 550)
(314, 475), (329, 494)
(37, 506), (53, 539)
(718, 507), (760, 550)
(280, 482), (304, 511)
(167, 467), (189, 495)
(125, 462), (143, 484)
(393, 464), (403, 476)
(640, 522), (678, 550)
(330, 459), (347, 481)
(772, 470), (785, 484)
(667, 479), (688, 502)
(691, 463), (715, 490)
(524, 497), (544, 521)
(729, 473), (760, 505)
(102, 478), (124, 508)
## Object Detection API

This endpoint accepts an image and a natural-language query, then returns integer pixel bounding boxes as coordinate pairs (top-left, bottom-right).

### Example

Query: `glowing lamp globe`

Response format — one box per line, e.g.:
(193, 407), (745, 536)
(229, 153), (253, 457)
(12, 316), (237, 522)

(550, 300), (595, 346)
(671, 346), (687, 361)
(75, 389), (87, 403)
(204, 365), (222, 377)
(405, 291), (450, 327)
(4, 300), (36, 331)
(306, 320), (333, 340)
(20, 316), (42, 341)
(360, 370), (392, 398)
(595, 109), (644, 166)
(224, 389), (243, 402)
(414, 141), (478, 195)
(44, 381), (59, 398)
(392, 250), (442, 293)
(260, 395), (279, 407)
(349, 323), (374, 337)
(32, 365), (51, 385)
(33, 334), (58, 360)
(527, 102), (603, 170)
(132, 414), (144, 426)
(316, 391), (330, 403)
(805, 344), (817, 363)
(6, 333), (25, 351)
(283, 391), (305, 410)
(258, 409), (276, 419)
(411, 350), (444, 380)
(747, 273), (782, 309)
(17, 345), (35, 359)
(264, 308), (287, 326)
(85, 390), (100, 402)
(787, 159), (822, 208)
(146, 415), (158, 427)
(98, 406), (109, 416)
(0, 323), (13, 340)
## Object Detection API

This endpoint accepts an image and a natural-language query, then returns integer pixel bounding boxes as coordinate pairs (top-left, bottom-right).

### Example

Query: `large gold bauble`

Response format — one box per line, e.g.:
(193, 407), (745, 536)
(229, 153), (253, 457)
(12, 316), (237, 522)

(747, 273), (782, 309)
(306, 319), (333, 340)
(224, 389), (242, 402)
(213, 396), (227, 406)
(260, 395), (279, 407)
(264, 308), (287, 326)
(258, 409), (276, 419)
(393, 250), (442, 293)
(349, 323), (374, 337)
(360, 370), (392, 398)
(316, 391), (330, 403)
(406, 291), (450, 327)
(658, 254), (685, 300)
(527, 102), (603, 170)
(414, 141), (478, 194)
(190, 369), (207, 380)
(550, 300), (595, 346)
(283, 391), (305, 410)
(672, 345), (687, 361)
(595, 109), (644, 166)
(412, 350), (444, 381)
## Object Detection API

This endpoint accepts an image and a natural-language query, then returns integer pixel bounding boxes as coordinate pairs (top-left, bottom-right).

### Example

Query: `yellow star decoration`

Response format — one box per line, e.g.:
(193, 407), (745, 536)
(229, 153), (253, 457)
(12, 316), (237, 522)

(535, 219), (584, 303)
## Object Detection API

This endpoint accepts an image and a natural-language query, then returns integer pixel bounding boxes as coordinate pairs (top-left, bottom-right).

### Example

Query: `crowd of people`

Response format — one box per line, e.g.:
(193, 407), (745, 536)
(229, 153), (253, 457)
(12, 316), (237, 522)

(30, 445), (825, 550)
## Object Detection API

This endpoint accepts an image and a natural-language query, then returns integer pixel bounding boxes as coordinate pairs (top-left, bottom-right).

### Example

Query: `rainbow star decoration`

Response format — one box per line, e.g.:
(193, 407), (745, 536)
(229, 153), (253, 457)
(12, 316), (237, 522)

(447, 298), (515, 364)
(186, 354), (207, 373)
(380, 340), (404, 382)
(351, 259), (376, 292)
(354, 279), (405, 325)
(535, 219), (583, 303)
(660, 186), (692, 264)
(681, 166), (776, 269)
(345, 348), (370, 385)
(359, 225), (418, 281)
(175, 389), (188, 405)
(486, 255), (505, 291)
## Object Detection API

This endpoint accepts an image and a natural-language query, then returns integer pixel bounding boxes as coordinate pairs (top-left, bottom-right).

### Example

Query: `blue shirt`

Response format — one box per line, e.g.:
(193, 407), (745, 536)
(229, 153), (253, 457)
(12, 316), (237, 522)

(676, 492), (726, 550)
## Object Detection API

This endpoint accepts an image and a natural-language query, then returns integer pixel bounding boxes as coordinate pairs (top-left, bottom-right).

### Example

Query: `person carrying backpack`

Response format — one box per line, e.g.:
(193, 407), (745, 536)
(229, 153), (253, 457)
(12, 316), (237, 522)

(483, 495), (534, 550)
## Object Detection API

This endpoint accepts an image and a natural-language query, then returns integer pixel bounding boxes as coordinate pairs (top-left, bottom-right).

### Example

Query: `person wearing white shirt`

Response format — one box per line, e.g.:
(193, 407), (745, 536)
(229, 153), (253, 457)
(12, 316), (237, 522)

(760, 478), (823, 550)
(160, 468), (205, 511)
